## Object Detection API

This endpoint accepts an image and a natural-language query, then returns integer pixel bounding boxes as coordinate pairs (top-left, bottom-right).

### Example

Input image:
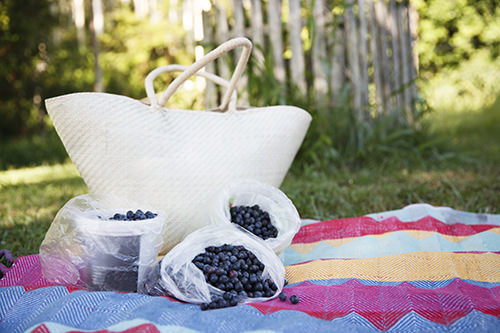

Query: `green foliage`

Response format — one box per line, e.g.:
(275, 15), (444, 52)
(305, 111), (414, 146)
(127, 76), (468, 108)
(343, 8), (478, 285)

(421, 50), (500, 114)
(99, 7), (191, 100)
(415, 0), (500, 73)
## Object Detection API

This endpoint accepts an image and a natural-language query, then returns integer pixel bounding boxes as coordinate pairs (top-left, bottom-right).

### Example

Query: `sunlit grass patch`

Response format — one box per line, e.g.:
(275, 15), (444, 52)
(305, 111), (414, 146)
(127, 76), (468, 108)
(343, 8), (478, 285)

(0, 163), (87, 256)
(0, 162), (80, 187)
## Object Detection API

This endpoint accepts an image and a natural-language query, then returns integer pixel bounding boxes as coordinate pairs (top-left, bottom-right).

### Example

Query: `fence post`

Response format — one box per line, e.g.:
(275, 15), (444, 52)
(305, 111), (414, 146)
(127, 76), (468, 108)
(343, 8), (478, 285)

(311, 0), (329, 101)
(375, 0), (393, 113)
(267, 0), (287, 95)
(397, 0), (412, 122)
(202, 10), (217, 109)
(408, 2), (419, 117)
(288, 0), (307, 94)
(214, 4), (231, 81)
(358, 0), (370, 113)
(389, 0), (403, 115)
(232, 0), (249, 104)
(330, 13), (345, 105)
(345, 0), (363, 118)
(368, 0), (385, 115)
(250, 0), (265, 66)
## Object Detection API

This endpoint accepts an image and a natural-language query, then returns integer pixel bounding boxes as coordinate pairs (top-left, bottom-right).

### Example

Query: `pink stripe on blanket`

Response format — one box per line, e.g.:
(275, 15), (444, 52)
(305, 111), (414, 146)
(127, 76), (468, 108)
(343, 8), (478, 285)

(0, 254), (53, 288)
(292, 216), (496, 243)
(251, 279), (500, 331)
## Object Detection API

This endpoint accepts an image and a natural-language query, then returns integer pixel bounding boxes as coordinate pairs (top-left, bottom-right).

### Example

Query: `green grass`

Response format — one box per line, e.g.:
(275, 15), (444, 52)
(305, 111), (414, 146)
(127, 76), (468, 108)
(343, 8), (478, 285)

(1, 95), (499, 258)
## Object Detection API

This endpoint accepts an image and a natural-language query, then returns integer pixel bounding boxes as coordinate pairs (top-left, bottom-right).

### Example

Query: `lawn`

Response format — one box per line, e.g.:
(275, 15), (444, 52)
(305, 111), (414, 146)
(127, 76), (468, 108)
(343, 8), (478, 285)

(1, 97), (499, 258)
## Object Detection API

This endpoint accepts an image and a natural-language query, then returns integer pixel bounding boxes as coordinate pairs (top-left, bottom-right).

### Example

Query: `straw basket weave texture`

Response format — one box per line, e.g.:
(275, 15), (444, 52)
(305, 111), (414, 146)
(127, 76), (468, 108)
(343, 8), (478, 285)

(46, 38), (311, 253)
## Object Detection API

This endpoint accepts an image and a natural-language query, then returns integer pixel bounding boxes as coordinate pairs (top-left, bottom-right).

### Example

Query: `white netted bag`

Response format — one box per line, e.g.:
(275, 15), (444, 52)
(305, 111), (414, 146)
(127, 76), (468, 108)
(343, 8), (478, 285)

(45, 38), (312, 253)
(39, 194), (165, 292)
(208, 180), (301, 255)
(143, 224), (285, 305)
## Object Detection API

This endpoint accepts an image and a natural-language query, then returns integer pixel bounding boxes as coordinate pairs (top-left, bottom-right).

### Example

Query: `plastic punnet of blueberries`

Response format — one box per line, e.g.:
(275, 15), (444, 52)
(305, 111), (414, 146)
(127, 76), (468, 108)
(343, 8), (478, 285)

(39, 194), (166, 293)
(143, 225), (287, 310)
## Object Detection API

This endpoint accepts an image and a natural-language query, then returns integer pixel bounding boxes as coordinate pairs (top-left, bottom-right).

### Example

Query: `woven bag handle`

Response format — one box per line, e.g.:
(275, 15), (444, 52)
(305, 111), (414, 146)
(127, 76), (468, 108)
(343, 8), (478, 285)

(147, 37), (252, 111)
(145, 65), (237, 111)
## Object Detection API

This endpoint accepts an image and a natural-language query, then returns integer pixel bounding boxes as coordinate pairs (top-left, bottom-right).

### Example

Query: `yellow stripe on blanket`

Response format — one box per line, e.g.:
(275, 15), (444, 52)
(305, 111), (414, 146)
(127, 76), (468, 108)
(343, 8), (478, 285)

(289, 228), (500, 254)
(285, 251), (500, 283)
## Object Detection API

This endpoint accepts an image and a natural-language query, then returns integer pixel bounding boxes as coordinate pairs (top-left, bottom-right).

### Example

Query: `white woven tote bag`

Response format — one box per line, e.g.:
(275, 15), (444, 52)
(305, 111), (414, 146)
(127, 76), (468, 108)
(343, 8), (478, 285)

(46, 38), (312, 253)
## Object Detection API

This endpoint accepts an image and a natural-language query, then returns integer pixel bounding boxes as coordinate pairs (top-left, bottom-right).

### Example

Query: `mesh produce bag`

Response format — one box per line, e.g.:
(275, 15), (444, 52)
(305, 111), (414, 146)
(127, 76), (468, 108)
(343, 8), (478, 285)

(143, 225), (285, 305)
(208, 180), (301, 255)
(45, 38), (311, 253)
(39, 194), (165, 292)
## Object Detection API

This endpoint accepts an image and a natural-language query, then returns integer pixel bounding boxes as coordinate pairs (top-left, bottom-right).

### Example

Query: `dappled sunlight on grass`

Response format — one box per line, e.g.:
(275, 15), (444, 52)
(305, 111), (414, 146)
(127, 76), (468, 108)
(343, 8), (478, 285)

(0, 164), (87, 256)
(0, 162), (81, 187)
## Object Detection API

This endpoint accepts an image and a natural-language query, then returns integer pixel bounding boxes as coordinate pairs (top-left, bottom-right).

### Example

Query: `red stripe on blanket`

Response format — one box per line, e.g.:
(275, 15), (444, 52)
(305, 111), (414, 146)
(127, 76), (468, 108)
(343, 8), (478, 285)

(292, 216), (496, 244)
(66, 323), (160, 333)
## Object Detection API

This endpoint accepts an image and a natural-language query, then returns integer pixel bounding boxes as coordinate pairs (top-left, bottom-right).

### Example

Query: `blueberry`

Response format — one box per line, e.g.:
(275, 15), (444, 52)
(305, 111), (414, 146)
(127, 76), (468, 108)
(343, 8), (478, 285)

(113, 213), (122, 220)
(200, 303), (209, 311)
(126, 210), (134, 219)
(290, 295), (299, 304)
(145, 211), (155, 219)
(278, 292), (287, 301)
(135, 209), (146, 220)
(208, 302), (217, 309)
(254, 291), (263, 298)
(209, 274), (218, 284)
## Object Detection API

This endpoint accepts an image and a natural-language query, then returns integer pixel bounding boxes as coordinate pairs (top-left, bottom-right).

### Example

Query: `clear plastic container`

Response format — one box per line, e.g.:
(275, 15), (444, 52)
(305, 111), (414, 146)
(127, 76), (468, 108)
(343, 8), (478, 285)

(40, 194), (165, 292)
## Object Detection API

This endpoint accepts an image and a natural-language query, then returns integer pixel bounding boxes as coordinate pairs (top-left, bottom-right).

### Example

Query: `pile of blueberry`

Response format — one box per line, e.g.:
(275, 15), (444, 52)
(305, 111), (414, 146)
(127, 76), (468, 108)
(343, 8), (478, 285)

(107, 209), (157, 221)
(230, 205), (278, 240)
(192, 243), (278, 310)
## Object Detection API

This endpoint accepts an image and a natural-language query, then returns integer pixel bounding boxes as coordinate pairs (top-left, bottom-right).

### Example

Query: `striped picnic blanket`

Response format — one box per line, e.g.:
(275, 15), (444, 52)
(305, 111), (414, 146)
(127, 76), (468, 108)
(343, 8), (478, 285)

(1, 203), (500, 332)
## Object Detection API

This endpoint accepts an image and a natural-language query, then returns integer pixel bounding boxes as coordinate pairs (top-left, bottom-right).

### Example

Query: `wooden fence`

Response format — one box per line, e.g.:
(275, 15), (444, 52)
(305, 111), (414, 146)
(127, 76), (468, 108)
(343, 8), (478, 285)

(188, 0), (418, 124)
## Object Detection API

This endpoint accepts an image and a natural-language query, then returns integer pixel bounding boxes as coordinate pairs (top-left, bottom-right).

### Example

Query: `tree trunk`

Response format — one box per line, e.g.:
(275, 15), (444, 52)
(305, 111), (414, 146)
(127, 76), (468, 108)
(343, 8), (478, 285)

(267, 0), (286, 90)
(368, 0), (385, 115)
(90, 0), (103, 92)
(72, 0), (85, 47)
(134, 0), (149, 18)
